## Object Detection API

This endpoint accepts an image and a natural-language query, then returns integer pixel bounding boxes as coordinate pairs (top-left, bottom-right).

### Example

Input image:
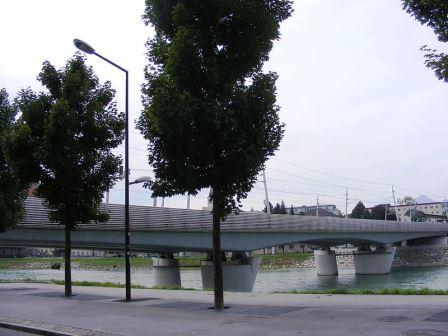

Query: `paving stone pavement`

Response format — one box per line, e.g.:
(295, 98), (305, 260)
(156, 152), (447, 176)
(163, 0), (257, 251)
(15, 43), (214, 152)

(0, 316), (123, 336)
(1, 283), (448, 336)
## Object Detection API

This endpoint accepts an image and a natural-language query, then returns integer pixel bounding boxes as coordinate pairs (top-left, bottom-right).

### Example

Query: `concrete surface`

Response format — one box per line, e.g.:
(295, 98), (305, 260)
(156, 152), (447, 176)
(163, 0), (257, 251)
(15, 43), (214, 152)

(3, 196), (447, 254)
(0, 283), (447, 336)
(0, 328), (39, 335)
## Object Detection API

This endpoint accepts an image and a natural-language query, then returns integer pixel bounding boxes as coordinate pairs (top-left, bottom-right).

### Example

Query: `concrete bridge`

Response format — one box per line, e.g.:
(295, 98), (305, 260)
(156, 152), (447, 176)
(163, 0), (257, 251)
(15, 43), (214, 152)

(1, 197), (447, 291)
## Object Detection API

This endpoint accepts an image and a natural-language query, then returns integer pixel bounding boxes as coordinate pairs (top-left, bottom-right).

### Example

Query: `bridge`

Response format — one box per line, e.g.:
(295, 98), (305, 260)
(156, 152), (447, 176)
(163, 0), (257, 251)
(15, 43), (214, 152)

(1, 197), (447, 291)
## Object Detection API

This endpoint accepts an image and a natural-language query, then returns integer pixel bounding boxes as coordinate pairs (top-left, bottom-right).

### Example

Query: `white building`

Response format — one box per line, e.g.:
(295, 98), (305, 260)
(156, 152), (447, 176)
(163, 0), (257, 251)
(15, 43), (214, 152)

(292, 204), (342, 217)
(393, 201), (448, 222)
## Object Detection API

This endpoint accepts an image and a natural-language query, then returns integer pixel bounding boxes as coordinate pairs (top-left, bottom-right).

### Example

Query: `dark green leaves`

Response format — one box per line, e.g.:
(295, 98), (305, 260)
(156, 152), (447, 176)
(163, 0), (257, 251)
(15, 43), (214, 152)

(402, 0), (448, 82)
(402, 0), (448, 42)
(140, 0), (292, 218)
(350, 201), (371, 219)
(0, 89), (25, 232)
(7, 54), (125, 228)
(421, 45), (448, 83)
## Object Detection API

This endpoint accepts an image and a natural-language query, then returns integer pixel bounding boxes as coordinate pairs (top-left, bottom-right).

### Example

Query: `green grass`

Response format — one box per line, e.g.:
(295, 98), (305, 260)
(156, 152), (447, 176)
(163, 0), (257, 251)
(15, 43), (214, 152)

(50, 280), (195, 290)
(259, 252), (311, 262)
(0, 257), (63, 269)
(0, 256), (202, 269)
(151, 285), (196, 290)
(278, 288), (448, 295)
(49, 280), (149, 289)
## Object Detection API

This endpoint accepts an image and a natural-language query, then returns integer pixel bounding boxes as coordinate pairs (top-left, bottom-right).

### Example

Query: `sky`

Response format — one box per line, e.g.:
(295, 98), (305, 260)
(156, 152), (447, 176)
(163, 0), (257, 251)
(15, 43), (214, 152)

(1, 0), (447, 214)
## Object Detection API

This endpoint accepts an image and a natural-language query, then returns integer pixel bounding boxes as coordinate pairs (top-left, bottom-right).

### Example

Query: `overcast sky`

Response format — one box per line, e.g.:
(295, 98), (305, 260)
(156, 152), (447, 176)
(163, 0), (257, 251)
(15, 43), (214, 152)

(1, 0), (447, 214)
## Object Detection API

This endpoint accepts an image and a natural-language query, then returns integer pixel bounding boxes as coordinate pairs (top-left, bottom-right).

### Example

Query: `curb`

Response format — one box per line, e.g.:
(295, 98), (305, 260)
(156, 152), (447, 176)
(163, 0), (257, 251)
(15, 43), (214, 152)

(0, 317), (123, 336)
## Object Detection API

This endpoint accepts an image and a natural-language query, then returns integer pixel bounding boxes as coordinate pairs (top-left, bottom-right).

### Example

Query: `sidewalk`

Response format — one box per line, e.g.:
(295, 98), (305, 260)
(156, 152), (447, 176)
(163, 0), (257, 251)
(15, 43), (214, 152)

(0, 283), (447, 336)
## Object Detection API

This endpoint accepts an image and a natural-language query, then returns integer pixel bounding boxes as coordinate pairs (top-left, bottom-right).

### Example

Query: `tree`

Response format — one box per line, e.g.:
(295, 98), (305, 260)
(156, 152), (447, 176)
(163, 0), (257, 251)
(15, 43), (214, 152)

(280, 201), (287, 214)
(370, 204), (397, 221)
(273, 202), (281, 214)
(139, 1), (293, 310)
(6, 55), (124, 296)
(263, 202), (274, 213)
(263, 201), (273, 214)
(350, 201), (371, 219)
(289, 205), (295, 215)
(402, 0), (448, 82)
(0, 89), (27, 232)
(401, 196), (416, 205)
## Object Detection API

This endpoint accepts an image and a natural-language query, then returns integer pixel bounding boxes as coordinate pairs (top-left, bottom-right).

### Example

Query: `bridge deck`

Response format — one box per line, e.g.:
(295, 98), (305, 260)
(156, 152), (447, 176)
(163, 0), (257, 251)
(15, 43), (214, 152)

(18, 197), (448, 233)
(1, 197), (447, 252)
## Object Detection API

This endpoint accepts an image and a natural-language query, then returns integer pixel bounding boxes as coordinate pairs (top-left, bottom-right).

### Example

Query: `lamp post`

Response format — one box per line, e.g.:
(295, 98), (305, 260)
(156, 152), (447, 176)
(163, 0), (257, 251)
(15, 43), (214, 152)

(129, 176), (152, 185)
(74, 38), (131, 301)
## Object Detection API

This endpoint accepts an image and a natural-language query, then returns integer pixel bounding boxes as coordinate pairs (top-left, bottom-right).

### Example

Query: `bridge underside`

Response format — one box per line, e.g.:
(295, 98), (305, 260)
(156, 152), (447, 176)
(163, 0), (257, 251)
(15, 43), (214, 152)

(0, 228), (446, 253)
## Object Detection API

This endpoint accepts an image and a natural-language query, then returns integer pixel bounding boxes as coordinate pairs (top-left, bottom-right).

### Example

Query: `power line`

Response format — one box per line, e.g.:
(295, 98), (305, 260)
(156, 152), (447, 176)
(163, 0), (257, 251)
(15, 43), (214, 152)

(272, 158), (391, 186)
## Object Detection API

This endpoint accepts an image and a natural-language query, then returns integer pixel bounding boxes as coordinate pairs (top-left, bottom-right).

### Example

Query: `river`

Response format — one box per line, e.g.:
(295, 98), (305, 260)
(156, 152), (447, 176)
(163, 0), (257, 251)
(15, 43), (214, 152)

(1, 266), (447, 292)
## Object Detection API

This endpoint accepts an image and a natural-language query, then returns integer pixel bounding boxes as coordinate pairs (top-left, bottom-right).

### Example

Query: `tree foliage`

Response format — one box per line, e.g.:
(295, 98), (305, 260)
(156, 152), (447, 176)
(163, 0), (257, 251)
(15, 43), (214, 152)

(402, 0), (448, 82)
(6, 54), (125, 295)
(140, 0), (293, 309)
(0, 89), (26, 232)
(139, 0), (292, 216)
(271, 201), (287, 214)
(350, 201), (370, 219)
(370, 204), (397, 221)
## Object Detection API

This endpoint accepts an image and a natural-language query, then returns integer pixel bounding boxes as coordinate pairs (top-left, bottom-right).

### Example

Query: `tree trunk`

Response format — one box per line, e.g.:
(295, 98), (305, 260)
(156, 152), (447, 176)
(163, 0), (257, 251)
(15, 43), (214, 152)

(212, 192), (224, 310)
(64, 225), (72, 297)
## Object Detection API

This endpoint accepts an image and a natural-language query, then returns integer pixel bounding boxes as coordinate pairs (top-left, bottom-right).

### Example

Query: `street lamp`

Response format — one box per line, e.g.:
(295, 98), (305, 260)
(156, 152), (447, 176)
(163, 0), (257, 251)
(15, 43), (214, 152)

(74, 38), (132, 301)
(129, 176), (152, 185)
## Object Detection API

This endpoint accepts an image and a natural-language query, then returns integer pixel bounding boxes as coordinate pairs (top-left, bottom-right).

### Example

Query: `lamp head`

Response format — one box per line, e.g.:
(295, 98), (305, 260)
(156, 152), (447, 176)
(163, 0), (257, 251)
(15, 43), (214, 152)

(73, 38), (95, 54)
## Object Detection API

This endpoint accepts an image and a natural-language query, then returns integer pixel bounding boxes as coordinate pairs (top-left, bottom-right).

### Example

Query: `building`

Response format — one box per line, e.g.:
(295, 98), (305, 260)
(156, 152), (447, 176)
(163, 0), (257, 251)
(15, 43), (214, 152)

(369, 201), (448, 222)
(292, 204), (342, 217)
(393, 201), (448, 222)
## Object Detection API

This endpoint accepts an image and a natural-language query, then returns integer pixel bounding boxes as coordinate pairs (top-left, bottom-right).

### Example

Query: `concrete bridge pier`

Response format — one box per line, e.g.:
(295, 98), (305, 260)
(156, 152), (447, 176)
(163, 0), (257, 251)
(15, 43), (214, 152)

(201, 252), (261, 292)
(152, 253), (181, 288)
(353, 246), (396, 275)
(314, 249), (338, 276)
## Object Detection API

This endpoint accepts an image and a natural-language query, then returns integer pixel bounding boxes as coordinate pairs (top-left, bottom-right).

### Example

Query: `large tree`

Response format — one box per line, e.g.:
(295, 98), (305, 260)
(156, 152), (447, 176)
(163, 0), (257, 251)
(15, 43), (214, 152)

(140, 0), (292, 309)
(6, 55), (124, 296)
(0, 89), (26, 232)
(350, 201), (371, 219)
(370, 204), (397, 221)
(402, 0), (448, 82)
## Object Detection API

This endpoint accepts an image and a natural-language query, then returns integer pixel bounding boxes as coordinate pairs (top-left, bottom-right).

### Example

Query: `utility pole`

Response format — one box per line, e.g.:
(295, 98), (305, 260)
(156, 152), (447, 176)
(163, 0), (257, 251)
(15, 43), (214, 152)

(444, 197), (448, 222)
(153, 197), (157, 207)
(345, 187), (348, 218)
(187, 193), (190, 209)
(262, 169), (271, 214)
(391, 185), (399, 221)
(316, 194), (319, 217)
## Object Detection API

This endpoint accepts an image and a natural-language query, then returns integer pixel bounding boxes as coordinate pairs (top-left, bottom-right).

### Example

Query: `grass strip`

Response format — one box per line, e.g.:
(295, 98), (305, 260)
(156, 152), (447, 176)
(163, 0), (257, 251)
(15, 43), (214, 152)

(49, 280), (149, 289)
(278, 288), (448, 295)
(49, 280), (195, 290)
(151, 285), (196, 290)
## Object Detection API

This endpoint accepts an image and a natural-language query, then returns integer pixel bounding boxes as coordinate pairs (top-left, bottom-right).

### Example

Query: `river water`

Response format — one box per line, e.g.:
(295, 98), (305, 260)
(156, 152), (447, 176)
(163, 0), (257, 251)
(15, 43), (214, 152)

(1, 266), (447, 293)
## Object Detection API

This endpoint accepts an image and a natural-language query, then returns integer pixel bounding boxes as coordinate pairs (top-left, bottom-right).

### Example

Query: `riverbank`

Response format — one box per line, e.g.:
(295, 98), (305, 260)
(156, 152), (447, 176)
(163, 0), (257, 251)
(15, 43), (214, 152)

(0, 252), (313, 271)
(1, 246), (447, 271)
